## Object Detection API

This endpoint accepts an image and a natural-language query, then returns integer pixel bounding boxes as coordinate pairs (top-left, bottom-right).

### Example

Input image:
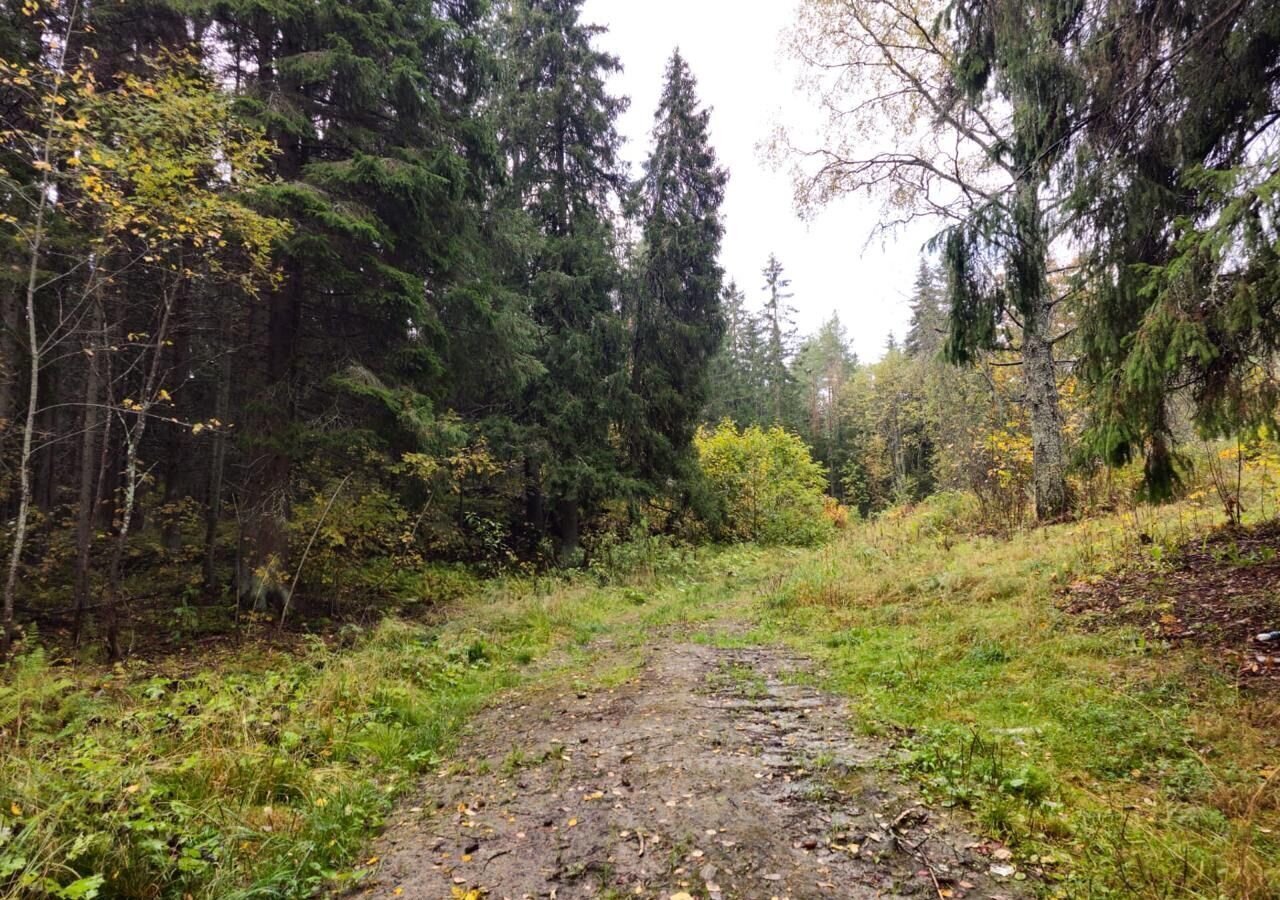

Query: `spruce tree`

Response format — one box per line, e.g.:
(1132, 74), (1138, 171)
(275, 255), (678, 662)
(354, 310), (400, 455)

(626, 50), (727, 492)
(939, 0), (1084, 520)
(1070, 0), (1280, 498)
(760, 254), (797, 426)
(705, 280), (758, 425)
(793, 314), (857, 494)
(498, 0), (628, 562)
(207, 0), (502, 602)
(904, 261), (947, 360)
(786, 0), (1079, 521)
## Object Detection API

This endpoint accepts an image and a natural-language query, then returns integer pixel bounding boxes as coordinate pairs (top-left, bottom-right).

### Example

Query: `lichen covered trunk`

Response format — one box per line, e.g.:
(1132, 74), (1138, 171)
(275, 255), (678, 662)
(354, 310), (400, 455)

(1022, 299), (1069, 521)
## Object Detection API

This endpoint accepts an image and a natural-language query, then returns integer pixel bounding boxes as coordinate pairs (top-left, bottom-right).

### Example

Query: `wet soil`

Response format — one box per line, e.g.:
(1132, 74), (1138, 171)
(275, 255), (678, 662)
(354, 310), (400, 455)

(1063, 521), (1280, 685)
(358, 641), (1030, 899)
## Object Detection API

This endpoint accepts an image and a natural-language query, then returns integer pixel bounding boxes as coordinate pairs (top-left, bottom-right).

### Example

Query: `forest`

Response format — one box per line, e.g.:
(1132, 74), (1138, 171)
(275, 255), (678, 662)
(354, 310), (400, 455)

(1, 0), (1279, 898)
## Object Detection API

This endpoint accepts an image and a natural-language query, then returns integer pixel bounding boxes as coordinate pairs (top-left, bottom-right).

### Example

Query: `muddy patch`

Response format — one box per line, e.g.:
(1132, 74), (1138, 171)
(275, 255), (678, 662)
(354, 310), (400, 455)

(358, 643), (1027, 899)
(1063, 521), (1280, 685)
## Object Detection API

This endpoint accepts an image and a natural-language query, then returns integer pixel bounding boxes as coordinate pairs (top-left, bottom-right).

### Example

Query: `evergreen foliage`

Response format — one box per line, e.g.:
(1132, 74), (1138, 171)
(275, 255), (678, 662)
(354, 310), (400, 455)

(624, 50), (728, 494)
(1070, 0), (1280, 499)
(498, 0), (629, 561)
(760, 253), (798, 425)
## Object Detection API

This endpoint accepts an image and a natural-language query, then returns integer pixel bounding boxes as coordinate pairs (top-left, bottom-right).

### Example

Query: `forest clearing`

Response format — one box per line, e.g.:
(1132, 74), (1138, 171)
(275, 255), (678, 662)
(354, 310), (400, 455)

(3, 0), (1280, 897)
(3, 491), (1280, 898)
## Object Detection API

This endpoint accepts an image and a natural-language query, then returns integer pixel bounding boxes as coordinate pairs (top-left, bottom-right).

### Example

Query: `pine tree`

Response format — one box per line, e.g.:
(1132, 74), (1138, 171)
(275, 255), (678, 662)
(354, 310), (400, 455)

(626, 50), (728, 492)
(499, 0), (628, 563)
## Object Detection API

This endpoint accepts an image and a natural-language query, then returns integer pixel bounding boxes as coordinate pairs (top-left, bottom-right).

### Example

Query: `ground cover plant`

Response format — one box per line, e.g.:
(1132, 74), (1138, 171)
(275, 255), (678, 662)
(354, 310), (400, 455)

(3, 475), (1280, 898)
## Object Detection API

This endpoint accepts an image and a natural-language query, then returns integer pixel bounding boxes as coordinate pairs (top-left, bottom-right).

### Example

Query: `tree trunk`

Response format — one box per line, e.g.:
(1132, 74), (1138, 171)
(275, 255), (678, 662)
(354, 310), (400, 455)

(104, 285), (177, 660)
(524, 457), (545, 542)
(1022, 298), (1069, 521)
(1012, 177), (1069, 523)
(555, 497), (580, 567)
(34, 361), (59, 511)
(0, 283), (16, 442)
(203, 309), (233, 592)
(160, 315), (190, 552)
(240, 21), (302, 615)
(241, 262), (300, 614)
(2, 173), (48, 659)
(72, 299), (104, 644)
(0, 66), (66, 657)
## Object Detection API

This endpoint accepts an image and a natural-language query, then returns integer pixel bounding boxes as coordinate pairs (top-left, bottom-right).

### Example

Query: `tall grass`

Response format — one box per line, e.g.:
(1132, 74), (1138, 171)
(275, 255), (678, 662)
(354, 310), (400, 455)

(752, 489), (1280, 899)
(3, 465), (1280, 898)
(0, 542), (762, 899)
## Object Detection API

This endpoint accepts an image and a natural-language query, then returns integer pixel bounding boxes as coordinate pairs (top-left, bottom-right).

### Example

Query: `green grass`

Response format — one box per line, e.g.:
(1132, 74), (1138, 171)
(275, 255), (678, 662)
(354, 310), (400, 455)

(3, 487), (1279, 898)
(0, 544), (768, 899)
(751, 494), (1280, 899)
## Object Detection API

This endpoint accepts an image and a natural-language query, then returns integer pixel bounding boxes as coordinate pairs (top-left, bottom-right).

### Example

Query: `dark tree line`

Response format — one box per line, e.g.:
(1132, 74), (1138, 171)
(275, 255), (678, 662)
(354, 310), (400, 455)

(0, 0), (726, 657)
(4, 0), (1280, 657)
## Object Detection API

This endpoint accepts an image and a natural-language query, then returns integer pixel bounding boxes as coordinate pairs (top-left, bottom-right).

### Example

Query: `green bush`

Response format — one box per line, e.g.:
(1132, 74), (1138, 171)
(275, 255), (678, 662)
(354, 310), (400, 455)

(694, 421), (835, 546)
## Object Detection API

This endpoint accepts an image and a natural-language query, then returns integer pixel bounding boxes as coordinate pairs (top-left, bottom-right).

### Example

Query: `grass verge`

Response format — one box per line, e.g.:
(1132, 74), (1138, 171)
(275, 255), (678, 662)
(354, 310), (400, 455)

(750, 492), (1280, 899)
(0, 544), (768, 899)
(3, 490), (1279, 899)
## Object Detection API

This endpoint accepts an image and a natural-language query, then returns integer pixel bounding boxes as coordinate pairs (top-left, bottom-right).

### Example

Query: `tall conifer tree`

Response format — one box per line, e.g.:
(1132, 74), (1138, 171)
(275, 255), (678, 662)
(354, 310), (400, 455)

(626, 50), (727, 491)
(499, 0), (628, 562)
(760, 253), (797, 425)
(904, 262), (948, 360)
(1071, 0), (1280, 498)
(705, 280), (764, 425)
(208, 0), (501, 602)
(940, 0), (1084, 520)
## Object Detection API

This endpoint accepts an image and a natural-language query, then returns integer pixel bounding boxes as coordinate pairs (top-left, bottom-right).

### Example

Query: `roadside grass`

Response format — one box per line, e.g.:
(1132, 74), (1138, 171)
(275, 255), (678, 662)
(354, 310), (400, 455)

(752, 492), (1280, 899)
(0, 544), (769, 900)
(4, 485), (1280, 899)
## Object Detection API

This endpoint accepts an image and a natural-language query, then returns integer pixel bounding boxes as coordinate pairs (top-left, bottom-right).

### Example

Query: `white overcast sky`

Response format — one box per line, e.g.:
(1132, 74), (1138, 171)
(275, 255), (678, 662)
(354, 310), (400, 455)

(582, 0), (937, 362)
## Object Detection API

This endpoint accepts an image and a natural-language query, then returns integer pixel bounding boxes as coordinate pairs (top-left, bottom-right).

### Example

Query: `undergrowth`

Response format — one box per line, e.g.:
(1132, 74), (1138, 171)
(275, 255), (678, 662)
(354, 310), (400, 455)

(4, 475), (1280, 899)
(0, 542), (759, 899)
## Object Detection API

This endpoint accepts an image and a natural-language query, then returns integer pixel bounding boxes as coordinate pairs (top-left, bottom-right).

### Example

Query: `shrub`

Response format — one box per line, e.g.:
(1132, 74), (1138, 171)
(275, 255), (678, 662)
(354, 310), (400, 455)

(694, 421), (834, 546)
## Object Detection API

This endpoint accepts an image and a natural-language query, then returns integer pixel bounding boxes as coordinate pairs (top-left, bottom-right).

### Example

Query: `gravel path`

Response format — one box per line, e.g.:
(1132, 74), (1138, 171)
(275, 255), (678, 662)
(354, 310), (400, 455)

(359, 641), (1028, 900)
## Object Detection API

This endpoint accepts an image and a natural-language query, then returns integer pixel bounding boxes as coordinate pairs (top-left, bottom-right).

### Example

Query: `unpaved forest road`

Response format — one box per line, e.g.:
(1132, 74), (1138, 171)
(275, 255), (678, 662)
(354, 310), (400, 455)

(361, 641), (1028, 899)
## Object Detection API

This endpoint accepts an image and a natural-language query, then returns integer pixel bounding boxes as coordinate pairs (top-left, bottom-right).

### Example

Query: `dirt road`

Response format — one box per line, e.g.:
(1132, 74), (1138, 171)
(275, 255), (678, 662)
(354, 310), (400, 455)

(360, 641), (1027, 899)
